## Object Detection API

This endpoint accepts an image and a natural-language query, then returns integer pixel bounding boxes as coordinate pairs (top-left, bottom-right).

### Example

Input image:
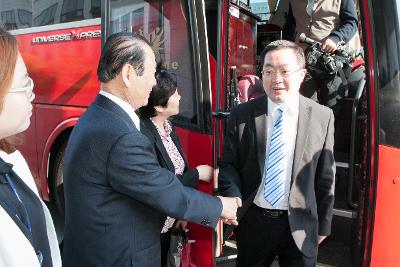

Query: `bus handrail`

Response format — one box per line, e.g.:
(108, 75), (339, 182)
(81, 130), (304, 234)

(347, 75), (366, 209)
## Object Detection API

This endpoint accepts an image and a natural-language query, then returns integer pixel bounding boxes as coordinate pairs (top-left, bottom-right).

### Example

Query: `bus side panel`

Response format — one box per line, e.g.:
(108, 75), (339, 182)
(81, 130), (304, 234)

(35, 105), (86, 200)
(16, 25), (101, 107)
(175, 127), (214, 266)
(370, 145), (400, 267)
(15, 24), (101, 198)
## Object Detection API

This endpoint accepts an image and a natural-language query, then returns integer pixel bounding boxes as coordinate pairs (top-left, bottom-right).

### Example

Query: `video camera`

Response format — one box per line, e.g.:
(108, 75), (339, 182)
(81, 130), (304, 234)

(299, 33), (352, 75)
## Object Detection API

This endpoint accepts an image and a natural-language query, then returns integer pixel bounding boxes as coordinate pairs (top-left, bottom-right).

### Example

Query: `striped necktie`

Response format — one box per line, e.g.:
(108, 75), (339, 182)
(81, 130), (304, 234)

(264, 107), (287, 207)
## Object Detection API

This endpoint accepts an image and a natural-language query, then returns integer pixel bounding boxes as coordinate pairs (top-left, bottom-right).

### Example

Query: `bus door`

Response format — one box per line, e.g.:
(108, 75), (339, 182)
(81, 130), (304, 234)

(322, 0), (400, 266)
(303, 0), (369, 265)
(367, 0), (400, 265)
(214, 1), (371, 266)
(105, 0), (215, 265)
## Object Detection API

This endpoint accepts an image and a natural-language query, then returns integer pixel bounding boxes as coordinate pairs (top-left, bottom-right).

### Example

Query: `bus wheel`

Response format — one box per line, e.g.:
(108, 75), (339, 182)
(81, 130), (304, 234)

(52, 142), (66, 218)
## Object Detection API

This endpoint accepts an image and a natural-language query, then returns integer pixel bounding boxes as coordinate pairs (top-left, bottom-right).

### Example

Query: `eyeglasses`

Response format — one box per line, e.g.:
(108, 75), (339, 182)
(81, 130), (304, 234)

(9, 77), (35, 101)
(261, 68), (303, 78)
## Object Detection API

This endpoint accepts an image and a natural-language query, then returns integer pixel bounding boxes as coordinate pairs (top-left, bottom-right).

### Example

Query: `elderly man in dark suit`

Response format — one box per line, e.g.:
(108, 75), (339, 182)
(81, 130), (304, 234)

(219, 40), (335, 267)
(62, 32), (240, 267)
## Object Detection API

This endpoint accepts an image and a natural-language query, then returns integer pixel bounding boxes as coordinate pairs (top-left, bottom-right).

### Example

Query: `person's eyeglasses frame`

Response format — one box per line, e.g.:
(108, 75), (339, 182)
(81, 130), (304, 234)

(261, 68), (304, 79)
(9, 77), (35, 101)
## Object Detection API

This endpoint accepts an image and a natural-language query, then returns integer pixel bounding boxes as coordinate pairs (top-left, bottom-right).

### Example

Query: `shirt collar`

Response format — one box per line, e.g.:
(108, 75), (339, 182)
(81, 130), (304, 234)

(267, 94), (299, 116)
(0, 153), (13, 183)
(150, 119), (172, 141)
(99, 90), (140, 130)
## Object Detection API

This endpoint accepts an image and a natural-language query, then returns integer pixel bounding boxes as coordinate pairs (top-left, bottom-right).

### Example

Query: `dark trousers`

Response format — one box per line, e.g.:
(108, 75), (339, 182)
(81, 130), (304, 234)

(160, 229), (172, 267)
(236, 204), (316, 267)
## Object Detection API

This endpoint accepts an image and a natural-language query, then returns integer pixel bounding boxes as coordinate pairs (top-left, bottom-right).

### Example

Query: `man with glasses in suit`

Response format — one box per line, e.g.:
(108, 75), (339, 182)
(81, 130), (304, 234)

(219, 40), (335, 267)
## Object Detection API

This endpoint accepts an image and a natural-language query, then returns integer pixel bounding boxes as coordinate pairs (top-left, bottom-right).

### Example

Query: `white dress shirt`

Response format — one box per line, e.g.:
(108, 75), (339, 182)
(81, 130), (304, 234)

(99, 90), (140, 130)
(253, 96), (299, 210)
(0, 150), (62, 267)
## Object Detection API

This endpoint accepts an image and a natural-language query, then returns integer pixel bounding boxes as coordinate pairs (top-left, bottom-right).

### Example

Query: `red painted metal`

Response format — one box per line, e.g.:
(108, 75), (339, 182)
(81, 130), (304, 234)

(17, 25), (101, 106)
(175, 126), (214, 266)
(360, 1), (378, 266)
(370, 145), (400, 267)
(227, 3), (258, 79)
(15, 24), (102, 200)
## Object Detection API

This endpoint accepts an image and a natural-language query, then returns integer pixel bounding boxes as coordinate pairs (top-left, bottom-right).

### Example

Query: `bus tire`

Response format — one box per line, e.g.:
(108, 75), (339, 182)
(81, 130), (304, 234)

(52, 142), (66, 218)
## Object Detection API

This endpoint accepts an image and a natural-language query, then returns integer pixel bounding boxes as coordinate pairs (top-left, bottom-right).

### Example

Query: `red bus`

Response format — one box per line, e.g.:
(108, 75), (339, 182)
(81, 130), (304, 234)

(4, 1), (255, 265)
(2, 0), (400, 266)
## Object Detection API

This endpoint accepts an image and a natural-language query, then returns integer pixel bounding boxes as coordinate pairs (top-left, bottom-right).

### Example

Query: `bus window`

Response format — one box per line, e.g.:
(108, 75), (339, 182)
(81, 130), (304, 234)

(33, 2), (58, 26)
(374, 0), (400, 147)
(60, 0), (84, 22)
(109, 0), (211, 132)
(30, 0), (101, 27)
(17, 9), (32, 28)
(0, 0), (32, 30)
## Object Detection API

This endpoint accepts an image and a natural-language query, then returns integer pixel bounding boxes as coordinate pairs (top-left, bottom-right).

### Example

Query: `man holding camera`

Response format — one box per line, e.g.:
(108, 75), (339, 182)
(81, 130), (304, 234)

(283, 0), (359, 110)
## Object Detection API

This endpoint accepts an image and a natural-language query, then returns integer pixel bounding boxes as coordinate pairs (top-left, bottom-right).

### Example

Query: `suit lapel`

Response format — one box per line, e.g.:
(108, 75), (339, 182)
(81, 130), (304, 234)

(155, 135), (175, 172)
(171, 130), (189, 169)
(94, 94), (137, 131)
(292, 96), (312, 185)
(255, 98), (268, 177)
(141, 118), (175, 173)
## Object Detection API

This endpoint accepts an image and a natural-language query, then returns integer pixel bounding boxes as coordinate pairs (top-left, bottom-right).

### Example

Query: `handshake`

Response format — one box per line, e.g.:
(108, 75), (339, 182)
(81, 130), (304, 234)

(218, 196), (242, 226)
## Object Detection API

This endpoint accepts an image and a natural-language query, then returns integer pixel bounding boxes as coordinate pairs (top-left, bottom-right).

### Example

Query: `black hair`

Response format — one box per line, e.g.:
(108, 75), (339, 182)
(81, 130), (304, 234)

(260, 40), (305, 69)
(97, 32), (153, 83)
(139, 64), (177, 118)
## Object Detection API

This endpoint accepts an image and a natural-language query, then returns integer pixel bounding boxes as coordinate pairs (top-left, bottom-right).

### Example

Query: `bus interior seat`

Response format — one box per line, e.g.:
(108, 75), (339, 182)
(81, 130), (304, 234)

(238, 74), (265, 103)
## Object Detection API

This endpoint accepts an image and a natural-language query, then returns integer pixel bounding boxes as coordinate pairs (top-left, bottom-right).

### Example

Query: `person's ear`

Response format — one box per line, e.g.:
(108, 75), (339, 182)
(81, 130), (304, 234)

(299, 68), (307, 81)
(121, 64), (137, 87)
(154, 105), (165, 114)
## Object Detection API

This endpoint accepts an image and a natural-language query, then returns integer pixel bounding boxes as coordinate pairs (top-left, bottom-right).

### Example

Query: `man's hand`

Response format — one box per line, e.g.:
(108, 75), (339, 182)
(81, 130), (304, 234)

(321, 38), (337, 53)
(220, 198), (242, 226)
(318, 235), (327, 244)
(196, 165), (213, 182)
(175, 220), (188, 229)
(218, 196), (241, 225)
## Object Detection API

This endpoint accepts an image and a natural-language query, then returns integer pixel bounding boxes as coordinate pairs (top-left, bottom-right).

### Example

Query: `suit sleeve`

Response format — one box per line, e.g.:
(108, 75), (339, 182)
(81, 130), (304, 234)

(329, 0), (358, 44)
(177, 168), (199, 188)
(316, 110), (336, 236)
(106, 132), (222, 228)
(218, 107), (243, 198)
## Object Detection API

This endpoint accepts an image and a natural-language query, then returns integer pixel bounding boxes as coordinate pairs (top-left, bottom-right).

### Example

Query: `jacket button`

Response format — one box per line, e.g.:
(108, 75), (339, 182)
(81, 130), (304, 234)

(201, 219), (210, 226)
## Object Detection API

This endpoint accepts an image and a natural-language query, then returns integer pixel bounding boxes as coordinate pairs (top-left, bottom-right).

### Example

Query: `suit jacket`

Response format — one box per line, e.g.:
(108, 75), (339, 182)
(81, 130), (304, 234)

(0, 151), (61, 267)
(218, 95), (335, 258)
(62, 95), (222, 267)
(140, 117), (199, 188)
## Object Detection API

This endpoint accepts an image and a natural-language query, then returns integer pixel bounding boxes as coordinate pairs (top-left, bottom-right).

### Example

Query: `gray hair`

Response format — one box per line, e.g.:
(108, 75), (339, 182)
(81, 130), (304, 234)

(97, 32), (153, 83)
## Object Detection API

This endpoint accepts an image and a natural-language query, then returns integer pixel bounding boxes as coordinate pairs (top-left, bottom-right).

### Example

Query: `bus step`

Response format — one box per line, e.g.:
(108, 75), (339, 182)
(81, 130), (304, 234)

(216, 255), (338, 267)
(336, 161), (349, 168)
(333, 208), (357, 218)
(216, 240), (237, 266)
(216, 241), (342, 267)
(215, 255), (237, 267)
